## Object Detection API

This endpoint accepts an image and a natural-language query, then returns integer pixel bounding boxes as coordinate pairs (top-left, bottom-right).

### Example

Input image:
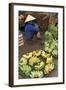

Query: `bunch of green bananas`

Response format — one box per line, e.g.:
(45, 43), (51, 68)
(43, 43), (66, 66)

(19, 50), (55, 78)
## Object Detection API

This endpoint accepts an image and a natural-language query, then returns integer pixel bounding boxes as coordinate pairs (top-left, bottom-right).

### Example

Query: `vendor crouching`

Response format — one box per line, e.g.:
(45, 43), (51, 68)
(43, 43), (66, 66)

(24, 14), (41, 41)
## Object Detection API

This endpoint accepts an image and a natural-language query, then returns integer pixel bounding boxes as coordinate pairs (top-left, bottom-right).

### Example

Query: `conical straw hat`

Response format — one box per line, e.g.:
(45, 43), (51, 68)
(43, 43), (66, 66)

(25, 15), (36, 23)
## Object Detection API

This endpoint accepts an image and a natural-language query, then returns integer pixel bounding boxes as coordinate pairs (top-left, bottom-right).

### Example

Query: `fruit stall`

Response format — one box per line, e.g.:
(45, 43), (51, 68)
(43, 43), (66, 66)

(18, 12), (58, 79)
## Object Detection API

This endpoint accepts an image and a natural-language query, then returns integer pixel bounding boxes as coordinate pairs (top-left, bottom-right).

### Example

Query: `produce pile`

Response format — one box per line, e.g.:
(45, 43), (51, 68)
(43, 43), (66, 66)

(44, 23), (58, 57)
(19, 50), (55, 78)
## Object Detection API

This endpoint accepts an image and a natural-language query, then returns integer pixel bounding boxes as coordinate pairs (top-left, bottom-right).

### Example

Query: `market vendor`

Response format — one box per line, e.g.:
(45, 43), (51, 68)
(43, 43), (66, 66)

(24, 14), (41, 41)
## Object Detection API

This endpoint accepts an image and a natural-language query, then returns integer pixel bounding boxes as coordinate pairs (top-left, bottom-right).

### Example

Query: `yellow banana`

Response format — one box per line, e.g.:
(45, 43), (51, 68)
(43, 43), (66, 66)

(33, 50), (41, 56)
(23, 52), (32, 59)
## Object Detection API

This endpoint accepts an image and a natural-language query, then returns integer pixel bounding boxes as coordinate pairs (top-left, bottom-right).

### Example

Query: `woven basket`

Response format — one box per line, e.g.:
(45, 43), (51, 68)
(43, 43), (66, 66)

(19, 31), (24, 47)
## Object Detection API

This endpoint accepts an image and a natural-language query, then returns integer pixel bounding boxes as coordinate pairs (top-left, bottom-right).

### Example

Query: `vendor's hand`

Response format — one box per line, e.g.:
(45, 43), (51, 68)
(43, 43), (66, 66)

(37, 32), (41, 39)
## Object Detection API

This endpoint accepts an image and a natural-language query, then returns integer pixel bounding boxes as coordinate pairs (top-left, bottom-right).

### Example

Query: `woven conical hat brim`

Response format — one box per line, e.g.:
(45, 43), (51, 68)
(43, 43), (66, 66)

(25, 15), (36, 23)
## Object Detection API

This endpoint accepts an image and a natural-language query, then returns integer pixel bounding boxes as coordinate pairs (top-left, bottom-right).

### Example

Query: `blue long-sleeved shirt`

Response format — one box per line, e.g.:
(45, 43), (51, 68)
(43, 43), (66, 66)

(24, 22), (39, 40)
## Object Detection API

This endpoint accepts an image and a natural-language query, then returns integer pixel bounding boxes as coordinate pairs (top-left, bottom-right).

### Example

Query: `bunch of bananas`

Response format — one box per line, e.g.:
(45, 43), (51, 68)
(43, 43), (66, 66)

(44, 56), (54, 74)
(30, 71), (43, 78)
(19, 49), (55, 78)
(44, 63), (54, 74)
(23, 52), (32, 59)
(29, 56), (40, 66)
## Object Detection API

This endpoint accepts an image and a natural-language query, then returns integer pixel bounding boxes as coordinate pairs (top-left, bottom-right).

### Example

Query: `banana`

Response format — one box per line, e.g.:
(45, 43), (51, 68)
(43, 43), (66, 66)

(44, 64), (50, 74)
(35, 61), (45, 70)
(23, 52), (32, 59)
(46, 56), (53, 64)
(41, 50), (45, 58)
(19, 57), (27, 65)
(33, 50), (41, 56)
(49, 63), (54, 71)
